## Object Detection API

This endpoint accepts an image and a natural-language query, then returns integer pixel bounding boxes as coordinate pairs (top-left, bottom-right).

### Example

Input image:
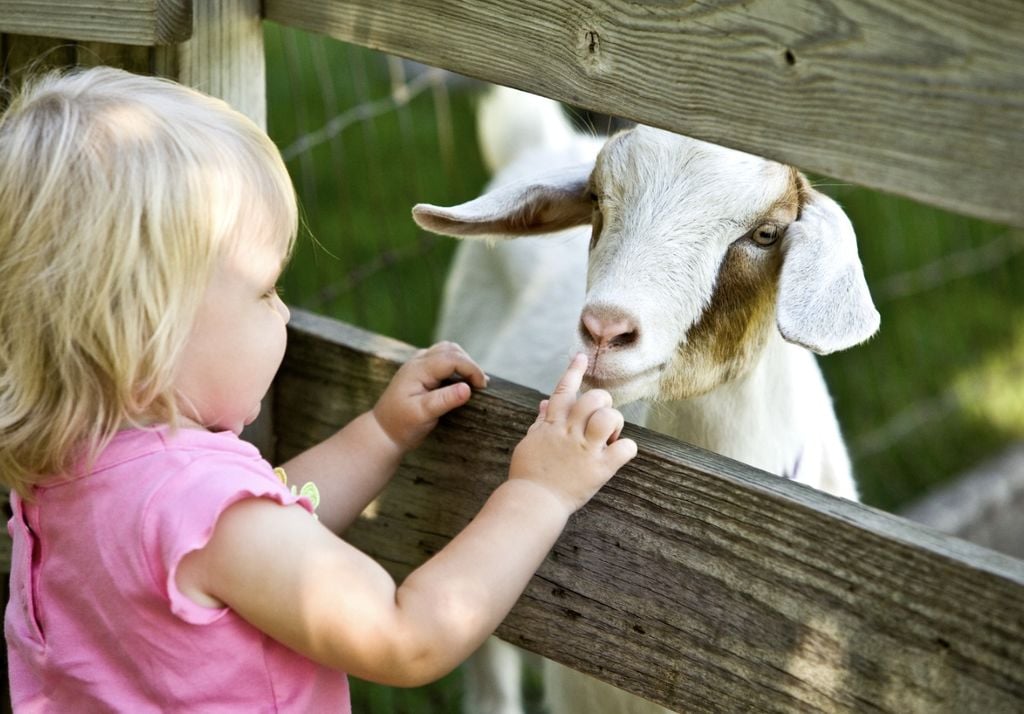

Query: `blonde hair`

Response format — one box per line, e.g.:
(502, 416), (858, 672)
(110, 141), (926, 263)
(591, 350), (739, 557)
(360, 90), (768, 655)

(0, 67), (297, 496)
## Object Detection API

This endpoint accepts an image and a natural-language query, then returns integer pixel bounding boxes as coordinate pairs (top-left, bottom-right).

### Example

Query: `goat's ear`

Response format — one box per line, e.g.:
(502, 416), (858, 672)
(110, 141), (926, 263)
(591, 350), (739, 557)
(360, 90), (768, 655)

(777, 190), (880, 355)
(412, 163), (593, 237)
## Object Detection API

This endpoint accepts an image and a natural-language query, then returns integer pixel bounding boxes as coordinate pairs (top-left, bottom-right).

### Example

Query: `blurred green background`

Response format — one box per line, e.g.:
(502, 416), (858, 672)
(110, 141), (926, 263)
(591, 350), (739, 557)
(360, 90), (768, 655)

(264, 22), (1024, 712)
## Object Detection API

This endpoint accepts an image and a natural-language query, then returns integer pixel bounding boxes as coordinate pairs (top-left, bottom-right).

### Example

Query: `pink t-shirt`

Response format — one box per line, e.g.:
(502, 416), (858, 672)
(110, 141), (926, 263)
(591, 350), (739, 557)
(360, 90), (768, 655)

(5, 427), (351, 712)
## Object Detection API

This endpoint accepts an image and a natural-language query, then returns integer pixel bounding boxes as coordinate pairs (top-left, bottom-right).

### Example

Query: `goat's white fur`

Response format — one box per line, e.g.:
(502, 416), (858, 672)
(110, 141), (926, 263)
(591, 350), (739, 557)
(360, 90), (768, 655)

(416, 87), (878, 714)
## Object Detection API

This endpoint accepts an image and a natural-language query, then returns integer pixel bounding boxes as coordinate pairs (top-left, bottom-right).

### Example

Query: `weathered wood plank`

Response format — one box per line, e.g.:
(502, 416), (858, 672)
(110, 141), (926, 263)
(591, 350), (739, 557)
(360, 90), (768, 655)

(266, 0), (1024, 228)
(274, 309), (1024, 713)
(0, 0), (191, 46)
(156, 0), (265, 128)
(1, 3), (263, 125)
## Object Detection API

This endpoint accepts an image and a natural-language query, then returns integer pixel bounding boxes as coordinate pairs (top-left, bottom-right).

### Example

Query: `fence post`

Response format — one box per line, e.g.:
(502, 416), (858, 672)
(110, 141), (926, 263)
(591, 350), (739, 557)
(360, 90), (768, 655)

(154, 0), (276, 457)
(154, 0), (266, 129)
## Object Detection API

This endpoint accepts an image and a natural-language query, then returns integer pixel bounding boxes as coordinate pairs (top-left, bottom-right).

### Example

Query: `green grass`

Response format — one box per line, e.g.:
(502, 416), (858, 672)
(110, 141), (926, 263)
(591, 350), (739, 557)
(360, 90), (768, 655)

(816, 185), (1024, 509)
(263, 22), (1024, 711)
(349, 671), (463, 713)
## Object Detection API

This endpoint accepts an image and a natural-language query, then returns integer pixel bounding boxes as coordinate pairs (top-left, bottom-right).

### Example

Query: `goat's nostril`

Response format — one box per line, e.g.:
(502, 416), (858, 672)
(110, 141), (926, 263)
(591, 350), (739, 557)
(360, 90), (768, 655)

(609, 329), (639, 348)
(581, 309), (640, 350)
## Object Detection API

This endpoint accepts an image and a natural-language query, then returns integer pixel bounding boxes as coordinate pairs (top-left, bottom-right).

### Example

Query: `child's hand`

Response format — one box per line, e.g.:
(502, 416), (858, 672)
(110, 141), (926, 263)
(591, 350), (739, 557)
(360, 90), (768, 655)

(373, 341), (488, 451)
(509, 354), (637, 515)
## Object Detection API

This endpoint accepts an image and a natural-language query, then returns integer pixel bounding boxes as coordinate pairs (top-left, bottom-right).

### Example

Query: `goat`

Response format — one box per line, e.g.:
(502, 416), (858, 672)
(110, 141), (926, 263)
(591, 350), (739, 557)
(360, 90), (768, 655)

(414, 86), (879, 714)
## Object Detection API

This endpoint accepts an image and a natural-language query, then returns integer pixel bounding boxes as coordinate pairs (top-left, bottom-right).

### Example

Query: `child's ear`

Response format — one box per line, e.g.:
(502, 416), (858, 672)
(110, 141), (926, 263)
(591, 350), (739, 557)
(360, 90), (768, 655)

(412, 163), (594, 238)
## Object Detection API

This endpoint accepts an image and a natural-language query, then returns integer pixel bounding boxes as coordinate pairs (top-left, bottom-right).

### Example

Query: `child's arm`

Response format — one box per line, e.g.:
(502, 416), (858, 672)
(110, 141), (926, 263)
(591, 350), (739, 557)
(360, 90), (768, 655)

(177, 355), (636, 687)
(277, 341), (488, 533)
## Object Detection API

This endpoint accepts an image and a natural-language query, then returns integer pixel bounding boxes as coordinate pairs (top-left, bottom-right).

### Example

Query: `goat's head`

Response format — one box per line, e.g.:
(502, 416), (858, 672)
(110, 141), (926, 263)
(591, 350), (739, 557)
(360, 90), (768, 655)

(414, 127), (879, 405)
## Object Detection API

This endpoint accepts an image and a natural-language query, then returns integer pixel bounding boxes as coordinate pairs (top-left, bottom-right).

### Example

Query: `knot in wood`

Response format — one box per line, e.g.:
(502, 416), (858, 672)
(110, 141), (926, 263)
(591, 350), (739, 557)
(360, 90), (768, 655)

(577, 25), (611, 75)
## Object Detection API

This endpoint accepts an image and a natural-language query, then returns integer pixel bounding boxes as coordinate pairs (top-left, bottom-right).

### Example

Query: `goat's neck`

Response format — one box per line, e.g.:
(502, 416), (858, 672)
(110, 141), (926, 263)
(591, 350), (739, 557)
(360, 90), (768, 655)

(644, 331), (826, 474)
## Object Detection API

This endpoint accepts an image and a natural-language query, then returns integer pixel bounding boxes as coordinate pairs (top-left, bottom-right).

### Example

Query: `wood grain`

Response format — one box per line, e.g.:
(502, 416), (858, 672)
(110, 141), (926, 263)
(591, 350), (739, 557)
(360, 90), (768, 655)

(267, 0), (1024, 228)
(2, 3), (264, 135)
(0, 0), (191, 45)
(155, 0), (265, 128)
(274, 309), (1024, 713)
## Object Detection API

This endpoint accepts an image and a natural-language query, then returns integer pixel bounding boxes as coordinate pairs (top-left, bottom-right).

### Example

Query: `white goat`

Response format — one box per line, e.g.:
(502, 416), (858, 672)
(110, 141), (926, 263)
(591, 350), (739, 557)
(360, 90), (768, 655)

(415, 87), (879, 714)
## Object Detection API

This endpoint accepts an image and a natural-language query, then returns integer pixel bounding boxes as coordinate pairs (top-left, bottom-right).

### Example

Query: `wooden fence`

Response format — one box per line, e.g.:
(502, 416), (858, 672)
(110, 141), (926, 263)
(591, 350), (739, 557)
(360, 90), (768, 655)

(267, 0), (1024, 228)
(276, 310), (1024, 712)
(3, 1), (1024, 711)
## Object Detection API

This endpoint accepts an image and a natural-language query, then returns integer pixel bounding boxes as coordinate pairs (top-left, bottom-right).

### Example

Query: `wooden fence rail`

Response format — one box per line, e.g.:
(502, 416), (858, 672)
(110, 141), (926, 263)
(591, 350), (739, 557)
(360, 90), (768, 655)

(275, 309), (1024, 713)
(0, 0), (192, 46)
(267, 0), (1024, 229)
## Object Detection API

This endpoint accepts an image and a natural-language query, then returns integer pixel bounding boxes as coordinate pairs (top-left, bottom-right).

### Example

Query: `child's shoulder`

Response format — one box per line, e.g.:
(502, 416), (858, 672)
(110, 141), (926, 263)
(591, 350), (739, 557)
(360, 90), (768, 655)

(89, 427), (299, 530)
(116, 426), (273, 490)
(102, 425), (263, 468)
(43, 426), (276, 502)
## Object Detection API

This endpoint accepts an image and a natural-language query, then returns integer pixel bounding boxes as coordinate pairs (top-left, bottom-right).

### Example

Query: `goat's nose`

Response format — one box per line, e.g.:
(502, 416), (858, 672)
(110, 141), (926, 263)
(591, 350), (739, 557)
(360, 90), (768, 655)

(580, 307), (640, 349)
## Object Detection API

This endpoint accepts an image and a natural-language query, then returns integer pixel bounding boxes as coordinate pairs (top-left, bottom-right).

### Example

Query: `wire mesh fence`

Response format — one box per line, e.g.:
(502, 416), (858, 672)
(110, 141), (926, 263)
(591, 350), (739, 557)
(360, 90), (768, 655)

(266, 22), (489, 350)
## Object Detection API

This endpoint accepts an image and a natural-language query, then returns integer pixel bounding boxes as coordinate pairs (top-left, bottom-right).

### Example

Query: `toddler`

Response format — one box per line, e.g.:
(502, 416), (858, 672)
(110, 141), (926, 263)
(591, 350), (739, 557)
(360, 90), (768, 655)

(0, 67), (636, 712)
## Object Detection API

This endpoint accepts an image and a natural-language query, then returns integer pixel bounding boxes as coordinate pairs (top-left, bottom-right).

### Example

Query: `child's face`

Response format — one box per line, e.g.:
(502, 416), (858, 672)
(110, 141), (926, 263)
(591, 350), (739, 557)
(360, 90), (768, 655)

(173, 239), (290, 435)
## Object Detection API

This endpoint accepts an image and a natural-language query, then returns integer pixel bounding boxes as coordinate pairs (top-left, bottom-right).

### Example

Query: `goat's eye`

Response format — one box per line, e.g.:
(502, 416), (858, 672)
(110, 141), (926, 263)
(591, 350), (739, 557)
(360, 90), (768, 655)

(750, 223), (781, 247)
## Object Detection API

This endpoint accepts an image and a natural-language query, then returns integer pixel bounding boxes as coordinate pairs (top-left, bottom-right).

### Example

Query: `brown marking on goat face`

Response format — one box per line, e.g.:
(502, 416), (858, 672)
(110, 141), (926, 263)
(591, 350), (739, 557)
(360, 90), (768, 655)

(658, 169), (804, 399)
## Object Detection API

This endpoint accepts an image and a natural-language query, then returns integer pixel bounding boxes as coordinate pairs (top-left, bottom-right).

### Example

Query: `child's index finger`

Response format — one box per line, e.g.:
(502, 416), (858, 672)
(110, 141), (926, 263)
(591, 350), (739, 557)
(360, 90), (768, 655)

(545, 353), (587, 421)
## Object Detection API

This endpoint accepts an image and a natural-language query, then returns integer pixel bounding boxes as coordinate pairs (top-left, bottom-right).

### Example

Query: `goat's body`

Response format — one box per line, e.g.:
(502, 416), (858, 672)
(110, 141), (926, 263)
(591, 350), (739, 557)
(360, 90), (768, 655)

(436, 229), (587, 395)
(432, 87), (870, 714)
(647, 334), (855, 499)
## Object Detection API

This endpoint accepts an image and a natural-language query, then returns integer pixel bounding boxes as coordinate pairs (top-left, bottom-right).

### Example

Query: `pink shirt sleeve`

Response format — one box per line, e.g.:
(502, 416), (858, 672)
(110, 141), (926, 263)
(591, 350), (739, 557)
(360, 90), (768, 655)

(142, 450), (315, 625)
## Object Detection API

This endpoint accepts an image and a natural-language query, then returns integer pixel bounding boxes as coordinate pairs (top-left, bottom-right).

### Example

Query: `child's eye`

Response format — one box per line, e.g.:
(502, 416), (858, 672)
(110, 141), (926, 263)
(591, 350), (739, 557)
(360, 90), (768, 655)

(264, 285), (283, 299)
